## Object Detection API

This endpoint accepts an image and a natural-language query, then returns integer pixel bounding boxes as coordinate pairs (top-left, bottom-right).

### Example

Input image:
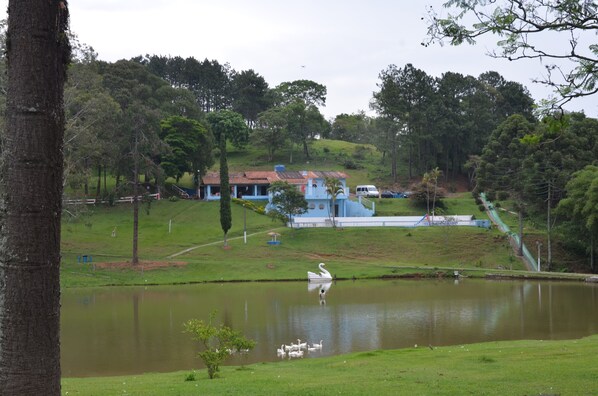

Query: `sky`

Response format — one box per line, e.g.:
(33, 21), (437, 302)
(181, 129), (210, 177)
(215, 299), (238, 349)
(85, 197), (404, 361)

(2, 1), (597, 119)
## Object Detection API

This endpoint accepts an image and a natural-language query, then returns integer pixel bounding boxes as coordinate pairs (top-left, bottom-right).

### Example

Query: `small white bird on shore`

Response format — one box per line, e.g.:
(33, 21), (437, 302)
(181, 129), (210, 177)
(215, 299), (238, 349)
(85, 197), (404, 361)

(277, 345), (286, 356)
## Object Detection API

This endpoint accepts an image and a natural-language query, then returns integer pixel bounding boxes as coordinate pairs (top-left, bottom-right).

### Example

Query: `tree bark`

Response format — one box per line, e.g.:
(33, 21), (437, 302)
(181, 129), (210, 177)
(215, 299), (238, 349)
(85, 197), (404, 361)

(132, 132), (139, 265)
(0, 2), (69, 394)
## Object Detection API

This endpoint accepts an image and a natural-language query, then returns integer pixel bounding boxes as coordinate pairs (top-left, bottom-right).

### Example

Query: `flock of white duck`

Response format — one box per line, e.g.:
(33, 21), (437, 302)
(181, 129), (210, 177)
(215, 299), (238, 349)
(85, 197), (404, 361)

(276, 339), (323, 358)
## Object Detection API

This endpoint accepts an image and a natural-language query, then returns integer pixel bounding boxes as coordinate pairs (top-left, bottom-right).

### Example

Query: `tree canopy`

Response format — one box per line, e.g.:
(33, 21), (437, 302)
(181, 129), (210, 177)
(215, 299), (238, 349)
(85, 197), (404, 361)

(425, 0), (598, 109)
(268, 181), (308, 227)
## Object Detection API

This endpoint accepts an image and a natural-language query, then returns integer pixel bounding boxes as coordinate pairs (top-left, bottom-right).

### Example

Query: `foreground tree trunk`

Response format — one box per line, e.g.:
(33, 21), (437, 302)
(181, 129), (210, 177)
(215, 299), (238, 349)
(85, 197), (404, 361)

(0, 2), (70, 394)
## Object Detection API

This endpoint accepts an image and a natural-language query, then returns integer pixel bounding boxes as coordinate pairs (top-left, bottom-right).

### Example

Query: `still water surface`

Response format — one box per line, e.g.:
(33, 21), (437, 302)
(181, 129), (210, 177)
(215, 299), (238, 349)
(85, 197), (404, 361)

(61, 279), (598, 377)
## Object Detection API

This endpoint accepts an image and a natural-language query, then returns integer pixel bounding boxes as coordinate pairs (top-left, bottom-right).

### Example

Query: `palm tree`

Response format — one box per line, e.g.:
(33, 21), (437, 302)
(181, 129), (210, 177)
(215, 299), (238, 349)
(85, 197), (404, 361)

(324, 177), (345, 228)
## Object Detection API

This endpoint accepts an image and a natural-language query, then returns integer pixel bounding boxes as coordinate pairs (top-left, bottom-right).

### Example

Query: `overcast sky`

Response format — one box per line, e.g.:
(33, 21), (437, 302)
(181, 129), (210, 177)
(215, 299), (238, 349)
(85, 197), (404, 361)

(2, 1), (597, 118)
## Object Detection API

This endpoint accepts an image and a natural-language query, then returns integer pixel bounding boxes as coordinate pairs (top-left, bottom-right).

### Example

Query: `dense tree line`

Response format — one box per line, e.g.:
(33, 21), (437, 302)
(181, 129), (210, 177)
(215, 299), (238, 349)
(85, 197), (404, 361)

(478, 113), (598, 272)
(2, 24), (597, 272)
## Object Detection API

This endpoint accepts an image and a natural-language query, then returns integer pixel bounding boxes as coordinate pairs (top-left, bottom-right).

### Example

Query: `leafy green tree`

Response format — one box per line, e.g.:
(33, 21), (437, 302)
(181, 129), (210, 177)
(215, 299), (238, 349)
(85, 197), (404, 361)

(478, 71), (536, 123)
(184, 312), (256, 379)
(324, 177), (345, 228)
(206, 110), (249, 150)
(218, 133), (232, 247)
(372, 64), (435, 179)
(368, 116), (402, 181)
(196, 58), (235, 112)
(426, 0), (598, 109)
(1, 2), (70, 393)
(331, 112), (370, 143)
(557, 165), (598, 272)
(268, 181), (308, 228)
(422, 168), (442, 219)
(524, 113), (598, 269)
(63, 62), (122, 197)
(478, 114), (535, 256)
(252, 107), (288, 161)
(159, 116), (214, 187)
(98, 60), (173, 190)
(284, 100), (328, 161)
(231, 69), (271, 128)
(274, 79), (327, 107)
(207, 111), (248, 246)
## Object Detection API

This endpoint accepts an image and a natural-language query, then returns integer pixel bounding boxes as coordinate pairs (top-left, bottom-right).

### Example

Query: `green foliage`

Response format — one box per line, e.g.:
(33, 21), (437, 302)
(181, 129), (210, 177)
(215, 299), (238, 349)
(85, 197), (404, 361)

(426, 0), (598, 110)
(557, 165), (598, 271)
(184, 311), (256, 379)
(232, 198), (266, 215)
(206, 110), (250, 150)
(159, 115), (214, 182)
(184, 372), (196, 381)
(218, 135), (232, 243)
(267, 181), (308, 227)
(273, 79), (327, 107)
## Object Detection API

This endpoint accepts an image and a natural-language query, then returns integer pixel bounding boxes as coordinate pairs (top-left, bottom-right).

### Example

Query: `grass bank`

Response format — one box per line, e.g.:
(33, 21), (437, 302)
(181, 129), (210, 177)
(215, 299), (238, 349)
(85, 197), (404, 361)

(62, 335), (598, 395)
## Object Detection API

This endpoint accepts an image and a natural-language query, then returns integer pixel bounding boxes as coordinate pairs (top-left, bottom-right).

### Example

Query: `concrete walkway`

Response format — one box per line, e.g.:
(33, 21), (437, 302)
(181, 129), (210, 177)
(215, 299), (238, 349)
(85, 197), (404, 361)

(166, 228), (285, 259)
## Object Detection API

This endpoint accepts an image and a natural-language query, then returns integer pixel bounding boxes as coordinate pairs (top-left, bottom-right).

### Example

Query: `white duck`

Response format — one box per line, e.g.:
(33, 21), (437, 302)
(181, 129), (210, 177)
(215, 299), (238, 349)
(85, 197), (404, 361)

(277, 345), (286, 357)
(297, 339), (307, 349)
(312, 340), (323, 349)
(307, 263), (332, 283)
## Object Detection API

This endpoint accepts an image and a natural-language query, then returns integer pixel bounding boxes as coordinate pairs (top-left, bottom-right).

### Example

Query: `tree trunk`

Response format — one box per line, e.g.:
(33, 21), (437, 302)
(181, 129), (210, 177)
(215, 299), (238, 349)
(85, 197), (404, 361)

(96, 165), (102, 198)
(518, 210), (524, 257)
(391, 135), (398, 182)
(591, 234), (595, 272)
(132, 133), (139, 265)
(546, 183), (552, 271)
(0, 2), (69, 394)
(302, 139), (310, 159)
(103, 164), (107, 195)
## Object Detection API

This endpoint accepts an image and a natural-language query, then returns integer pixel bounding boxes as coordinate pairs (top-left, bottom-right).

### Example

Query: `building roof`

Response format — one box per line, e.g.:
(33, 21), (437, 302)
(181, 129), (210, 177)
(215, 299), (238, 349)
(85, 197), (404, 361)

(201, 170), (348, 185)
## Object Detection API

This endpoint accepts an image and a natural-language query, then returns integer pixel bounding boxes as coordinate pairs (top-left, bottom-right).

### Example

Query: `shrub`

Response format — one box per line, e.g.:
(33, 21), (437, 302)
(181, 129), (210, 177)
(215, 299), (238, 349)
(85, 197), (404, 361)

(497, 191), (509, 201)
(352, 145), (370, 160)
(184, 311), (256, 379)
(184, 372), (196, 381)
(343, 159), (360, 170)
(169, 196), (179, 202)
(478, 204), (486, 212)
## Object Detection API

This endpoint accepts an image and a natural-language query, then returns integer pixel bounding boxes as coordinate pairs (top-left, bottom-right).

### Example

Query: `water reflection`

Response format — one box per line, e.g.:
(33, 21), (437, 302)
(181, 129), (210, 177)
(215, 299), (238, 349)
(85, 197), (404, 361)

(307, 281), (332, 305)
(61, 279), (598, 377)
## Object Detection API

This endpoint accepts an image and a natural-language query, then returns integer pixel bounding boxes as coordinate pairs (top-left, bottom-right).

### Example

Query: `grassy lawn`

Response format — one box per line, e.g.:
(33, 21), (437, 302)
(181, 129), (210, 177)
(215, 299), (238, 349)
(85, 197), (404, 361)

(60, 195), (526, 287)
(61, 335), (598, 395)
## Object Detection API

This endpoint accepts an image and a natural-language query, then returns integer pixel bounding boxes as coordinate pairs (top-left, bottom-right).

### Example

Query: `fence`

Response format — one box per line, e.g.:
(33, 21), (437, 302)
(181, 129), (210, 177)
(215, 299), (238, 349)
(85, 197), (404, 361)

(291, 215), (486, 229)
(64, 193), (161, 205)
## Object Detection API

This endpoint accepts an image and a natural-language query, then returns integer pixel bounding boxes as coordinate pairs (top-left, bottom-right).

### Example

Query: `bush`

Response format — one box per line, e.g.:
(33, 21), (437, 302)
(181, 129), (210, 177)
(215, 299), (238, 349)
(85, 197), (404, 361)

(184, 312), (256, 379)
(497, 191), (509, 201)
(343, 159), (360, 170)
(352, 145), (370, 160)
(184, 372), (196, 382)
(169, 196), (179, 202)
(478, 204), (486, 212)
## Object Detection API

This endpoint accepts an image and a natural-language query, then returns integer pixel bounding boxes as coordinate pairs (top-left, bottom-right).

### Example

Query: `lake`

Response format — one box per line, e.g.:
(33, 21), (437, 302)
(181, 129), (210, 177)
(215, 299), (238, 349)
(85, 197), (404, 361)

(61, 278), (598, 377)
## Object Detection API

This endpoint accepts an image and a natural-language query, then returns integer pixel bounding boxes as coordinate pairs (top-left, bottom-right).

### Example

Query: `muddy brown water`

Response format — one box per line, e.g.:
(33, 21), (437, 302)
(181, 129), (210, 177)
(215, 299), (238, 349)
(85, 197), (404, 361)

(61, 278), (598, 377)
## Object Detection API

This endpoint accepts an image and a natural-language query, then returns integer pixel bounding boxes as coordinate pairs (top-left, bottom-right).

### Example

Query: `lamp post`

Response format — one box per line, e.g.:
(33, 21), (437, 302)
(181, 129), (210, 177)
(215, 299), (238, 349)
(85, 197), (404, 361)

(196, 169), (200, 199)
(536, 240), (542, 272)
(243, 204), (247, 244)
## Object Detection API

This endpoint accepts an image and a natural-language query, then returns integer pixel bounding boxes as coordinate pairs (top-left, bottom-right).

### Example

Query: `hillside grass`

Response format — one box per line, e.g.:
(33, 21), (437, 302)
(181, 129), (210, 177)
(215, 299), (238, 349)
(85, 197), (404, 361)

(60, 193), (527, 288)
(61, 335), (598, 395)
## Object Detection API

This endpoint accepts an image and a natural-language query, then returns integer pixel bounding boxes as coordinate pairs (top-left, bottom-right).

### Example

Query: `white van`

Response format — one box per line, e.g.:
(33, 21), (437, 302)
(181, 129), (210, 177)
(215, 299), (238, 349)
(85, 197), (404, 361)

(355, 185), (380, 198)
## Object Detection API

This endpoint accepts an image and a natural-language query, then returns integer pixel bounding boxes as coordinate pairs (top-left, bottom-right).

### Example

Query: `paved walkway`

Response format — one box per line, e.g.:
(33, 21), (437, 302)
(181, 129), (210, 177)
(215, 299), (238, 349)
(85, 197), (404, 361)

(166, 228), (284, 258)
